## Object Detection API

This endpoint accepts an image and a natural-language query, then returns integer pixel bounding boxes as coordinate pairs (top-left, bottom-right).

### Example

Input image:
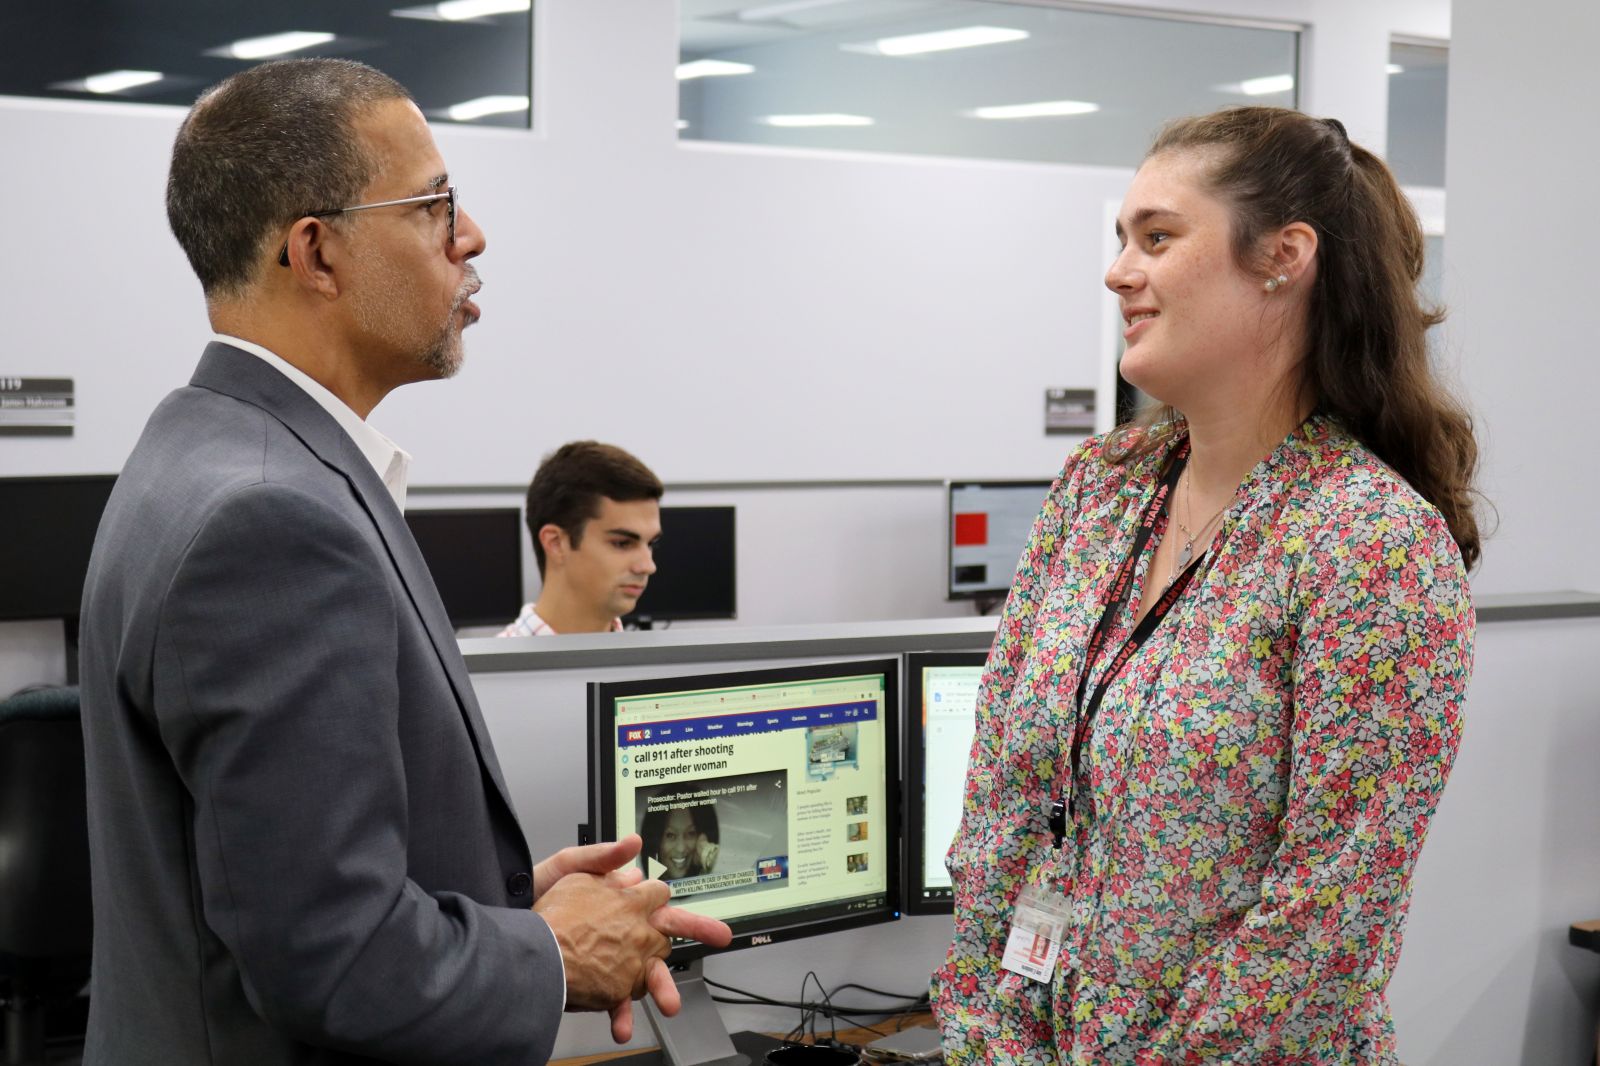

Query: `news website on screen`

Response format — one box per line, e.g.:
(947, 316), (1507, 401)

(609, 671), (890, 930)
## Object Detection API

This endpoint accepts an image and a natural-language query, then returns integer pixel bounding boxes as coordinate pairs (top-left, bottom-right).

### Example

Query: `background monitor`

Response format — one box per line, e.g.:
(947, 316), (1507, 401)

(903, 650), (987, 915)
(403, 507), (524, 629)
(946, 480), (1051, 599)
(0, 474), (117, 622)
(624, 504), (736, 628)
(588, 658), (900, 1065)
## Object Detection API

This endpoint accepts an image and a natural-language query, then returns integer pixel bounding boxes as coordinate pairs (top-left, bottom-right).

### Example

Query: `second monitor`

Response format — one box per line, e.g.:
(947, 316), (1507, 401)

(904, 650), (987, 915)
(624, 505), (737, 628)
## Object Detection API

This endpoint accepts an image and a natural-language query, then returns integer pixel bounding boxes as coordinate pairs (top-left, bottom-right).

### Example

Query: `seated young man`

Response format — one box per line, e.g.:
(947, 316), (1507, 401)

(500, 441), (663, 636)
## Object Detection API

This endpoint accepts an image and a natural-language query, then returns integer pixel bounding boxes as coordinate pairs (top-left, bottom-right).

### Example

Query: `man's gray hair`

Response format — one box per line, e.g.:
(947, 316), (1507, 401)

(167, 59), (410, 298)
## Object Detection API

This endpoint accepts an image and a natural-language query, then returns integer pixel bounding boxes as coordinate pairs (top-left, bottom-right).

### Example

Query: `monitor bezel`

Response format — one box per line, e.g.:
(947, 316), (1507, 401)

(401, 505), (525, 629)
(0, 473), (118, 623)
(945, 479), (1053, 600)
(588, 657), (903, 961)
(903, 649), (989, 916)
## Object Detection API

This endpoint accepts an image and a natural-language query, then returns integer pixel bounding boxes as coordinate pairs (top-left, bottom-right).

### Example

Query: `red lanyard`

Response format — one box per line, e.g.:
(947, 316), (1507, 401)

(1062, 440), (1213, 824)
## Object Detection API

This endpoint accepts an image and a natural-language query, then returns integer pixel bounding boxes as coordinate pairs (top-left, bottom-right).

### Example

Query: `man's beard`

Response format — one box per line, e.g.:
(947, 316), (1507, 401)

(418, 266), (480, 379)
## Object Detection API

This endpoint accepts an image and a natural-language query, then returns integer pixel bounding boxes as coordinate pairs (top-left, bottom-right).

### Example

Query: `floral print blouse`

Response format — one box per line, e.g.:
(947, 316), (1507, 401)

(932, 417), (1473, 1065)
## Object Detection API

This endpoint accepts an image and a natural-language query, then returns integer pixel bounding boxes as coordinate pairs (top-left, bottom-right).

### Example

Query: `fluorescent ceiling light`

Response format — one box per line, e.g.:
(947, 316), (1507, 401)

(676, 59), (755, 80)
(446, 94), (529, 121)
(83, 70), (163, 94)
(760, 113), (874, 128)
(1387, 63), (1405, 74)
(676, 119), (690, 130)
(858, 26), (1028, 57)
(969, 99), (1099, 120)
(1239, 74), (1295, 96)
(392, 0), (529, 19)
(216, 31), (336, 60)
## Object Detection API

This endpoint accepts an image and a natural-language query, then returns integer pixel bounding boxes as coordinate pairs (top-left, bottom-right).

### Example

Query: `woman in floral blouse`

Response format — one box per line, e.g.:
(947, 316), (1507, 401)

(932, 107), (1479, 1065)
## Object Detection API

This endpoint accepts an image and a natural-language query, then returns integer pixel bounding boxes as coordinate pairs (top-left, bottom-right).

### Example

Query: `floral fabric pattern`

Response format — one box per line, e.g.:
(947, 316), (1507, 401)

(931, 417), (1473, 1065)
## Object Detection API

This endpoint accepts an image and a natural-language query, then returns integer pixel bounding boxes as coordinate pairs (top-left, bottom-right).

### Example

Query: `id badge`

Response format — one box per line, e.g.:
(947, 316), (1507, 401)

(999, 882), (1071, 983)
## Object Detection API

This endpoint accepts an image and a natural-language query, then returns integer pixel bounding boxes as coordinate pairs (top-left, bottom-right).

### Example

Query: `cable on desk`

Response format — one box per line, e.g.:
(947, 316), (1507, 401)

(702, 974), (932, 1047)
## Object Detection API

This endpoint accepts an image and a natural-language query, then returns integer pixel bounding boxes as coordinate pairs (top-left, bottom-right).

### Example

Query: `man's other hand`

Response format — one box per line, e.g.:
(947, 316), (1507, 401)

(532, 835), (731, 1042)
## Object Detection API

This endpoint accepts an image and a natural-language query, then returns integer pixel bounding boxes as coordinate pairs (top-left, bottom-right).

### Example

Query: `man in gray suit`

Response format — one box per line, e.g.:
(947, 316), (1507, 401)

(78, 59), (726, 1064)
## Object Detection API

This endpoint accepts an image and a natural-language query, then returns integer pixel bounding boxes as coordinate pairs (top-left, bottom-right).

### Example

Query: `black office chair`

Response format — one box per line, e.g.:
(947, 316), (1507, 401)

(0, 685), (92, 1065)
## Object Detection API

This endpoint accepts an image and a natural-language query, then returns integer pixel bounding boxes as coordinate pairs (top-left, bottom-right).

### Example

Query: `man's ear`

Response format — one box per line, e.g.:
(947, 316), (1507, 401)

(538, 524), (568, 569)
(280, 217), (343, 300)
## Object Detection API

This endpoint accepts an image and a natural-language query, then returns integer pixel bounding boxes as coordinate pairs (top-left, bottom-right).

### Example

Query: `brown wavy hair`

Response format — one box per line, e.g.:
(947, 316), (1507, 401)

(1108, 107), (1480, 569)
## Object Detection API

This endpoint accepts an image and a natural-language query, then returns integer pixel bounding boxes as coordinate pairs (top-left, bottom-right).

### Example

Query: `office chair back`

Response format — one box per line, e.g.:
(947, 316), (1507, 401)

(0, 685), (92, 1064)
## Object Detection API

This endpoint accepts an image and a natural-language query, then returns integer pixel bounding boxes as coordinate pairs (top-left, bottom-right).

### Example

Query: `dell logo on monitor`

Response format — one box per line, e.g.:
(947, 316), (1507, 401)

(749, 934), (773, 946)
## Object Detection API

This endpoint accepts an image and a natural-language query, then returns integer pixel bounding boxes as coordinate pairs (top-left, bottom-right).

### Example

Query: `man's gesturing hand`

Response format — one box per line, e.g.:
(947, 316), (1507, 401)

(532, 835), (732, 1043)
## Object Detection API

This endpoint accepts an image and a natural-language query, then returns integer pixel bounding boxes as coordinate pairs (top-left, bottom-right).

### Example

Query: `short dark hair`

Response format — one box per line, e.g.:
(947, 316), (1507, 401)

(167, 59), (410, 298)
(525, 441), (664, 577)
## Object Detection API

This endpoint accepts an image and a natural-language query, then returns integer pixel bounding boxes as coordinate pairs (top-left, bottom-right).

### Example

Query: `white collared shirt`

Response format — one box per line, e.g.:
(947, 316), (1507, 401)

(213, 333), (412, 511)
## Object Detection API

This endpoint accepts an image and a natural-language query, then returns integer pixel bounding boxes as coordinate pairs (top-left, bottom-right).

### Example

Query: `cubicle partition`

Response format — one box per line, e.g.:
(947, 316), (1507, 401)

(465, 597), (1600, 1064)
(464, 617), (996, 1058)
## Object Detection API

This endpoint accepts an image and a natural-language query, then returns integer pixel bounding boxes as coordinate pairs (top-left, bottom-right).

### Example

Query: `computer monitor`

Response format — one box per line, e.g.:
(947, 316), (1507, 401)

(0, 474), (117, 622)
(903, 651), (987, 915)
(402, 507), (524, 629)
(623, 505), (736, 628)
(589, 658), (900, 1066)
(946, 480), (1051, 600)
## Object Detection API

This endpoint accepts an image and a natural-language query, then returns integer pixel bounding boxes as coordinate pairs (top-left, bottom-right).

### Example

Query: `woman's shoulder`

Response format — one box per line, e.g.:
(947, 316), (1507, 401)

(1290, 420), (1463, 569)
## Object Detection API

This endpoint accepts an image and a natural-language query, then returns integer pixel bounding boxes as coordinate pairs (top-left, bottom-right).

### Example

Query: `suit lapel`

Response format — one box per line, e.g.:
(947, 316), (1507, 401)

(190, 343), (524, 833)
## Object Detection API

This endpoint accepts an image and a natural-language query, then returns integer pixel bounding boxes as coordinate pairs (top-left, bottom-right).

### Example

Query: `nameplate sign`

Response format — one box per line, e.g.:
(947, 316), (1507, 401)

(0, 377), (74, 436)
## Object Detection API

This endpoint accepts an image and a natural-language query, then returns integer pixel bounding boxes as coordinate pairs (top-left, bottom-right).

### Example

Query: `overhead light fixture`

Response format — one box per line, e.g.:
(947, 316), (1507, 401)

(391, 0), (529, 20)
(446, 94), (529, 121)
(1239, 74), (1295, 96)
(212, 31), (336, 60)
(676, 59), (755, 80)
(676, 119), (690, 130)
(82, 70), (164, 94)
(1387, 63), (1405, 74)
(740, 0), (856, 22)
(849, 26), (1028, 57)
(969, 99), (1099, 120)
(760, 113), (874, 127)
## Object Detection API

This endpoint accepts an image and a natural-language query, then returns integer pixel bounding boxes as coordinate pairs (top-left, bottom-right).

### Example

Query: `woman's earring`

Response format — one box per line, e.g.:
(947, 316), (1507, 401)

(1264, 274), (1289, 293)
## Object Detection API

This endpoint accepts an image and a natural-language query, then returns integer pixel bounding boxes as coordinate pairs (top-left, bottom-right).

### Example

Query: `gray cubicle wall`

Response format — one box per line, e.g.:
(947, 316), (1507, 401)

(466, 598), (1600, 1064)
(465, 617), (996, 1058)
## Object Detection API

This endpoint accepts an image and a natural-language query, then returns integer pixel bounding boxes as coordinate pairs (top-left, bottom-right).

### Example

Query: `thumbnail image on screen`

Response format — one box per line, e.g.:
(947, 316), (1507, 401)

(947, 480), (1052, 598)
(592, 659), (900, 957)
(904, 651), (986, 914)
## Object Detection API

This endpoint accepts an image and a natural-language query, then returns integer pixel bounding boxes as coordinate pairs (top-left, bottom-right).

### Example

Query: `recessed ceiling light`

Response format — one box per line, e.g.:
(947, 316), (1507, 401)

(759, 113), (874, 128)
(677, 59), (756, 80)
(446, 94), (529, 121)
(212, 31), (336, 61)
(968, 99), (1099, 120)
(848, 26), (1029, 57)
(1387, 63), (1405, 75)
(391, 0), (529, 19)
(82, 70), (164, 94)
(1239, 74), (1295, 96)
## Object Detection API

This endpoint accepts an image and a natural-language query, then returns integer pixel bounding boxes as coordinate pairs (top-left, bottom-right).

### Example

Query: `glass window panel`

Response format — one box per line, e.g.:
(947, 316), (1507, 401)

(0, 1), (533, 129)
(1386, 41), (1448, 188)
(680, 1), (1300, 166)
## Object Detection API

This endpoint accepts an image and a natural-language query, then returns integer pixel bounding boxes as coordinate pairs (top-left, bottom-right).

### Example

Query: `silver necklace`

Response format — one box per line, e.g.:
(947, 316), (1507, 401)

(1168, 468), (1228, 587)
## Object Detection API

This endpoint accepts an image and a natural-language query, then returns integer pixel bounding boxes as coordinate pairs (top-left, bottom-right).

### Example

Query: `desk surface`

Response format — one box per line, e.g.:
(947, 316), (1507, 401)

(556, 1013), (937, 1066)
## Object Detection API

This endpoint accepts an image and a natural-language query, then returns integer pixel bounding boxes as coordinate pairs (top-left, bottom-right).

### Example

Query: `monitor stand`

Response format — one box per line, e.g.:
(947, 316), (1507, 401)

(642, 960), (766, 1066)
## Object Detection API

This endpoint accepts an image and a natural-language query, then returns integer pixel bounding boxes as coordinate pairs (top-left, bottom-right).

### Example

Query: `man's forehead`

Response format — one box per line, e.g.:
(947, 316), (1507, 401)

(354, 98), (447, 191)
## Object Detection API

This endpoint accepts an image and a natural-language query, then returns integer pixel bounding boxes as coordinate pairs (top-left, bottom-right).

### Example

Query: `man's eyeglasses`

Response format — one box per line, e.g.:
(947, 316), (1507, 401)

(277, 186), (457, 267)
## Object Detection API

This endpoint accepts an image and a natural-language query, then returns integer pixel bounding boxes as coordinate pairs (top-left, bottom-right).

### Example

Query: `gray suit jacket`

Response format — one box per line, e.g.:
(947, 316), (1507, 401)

(79, 343), (564, 1064)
